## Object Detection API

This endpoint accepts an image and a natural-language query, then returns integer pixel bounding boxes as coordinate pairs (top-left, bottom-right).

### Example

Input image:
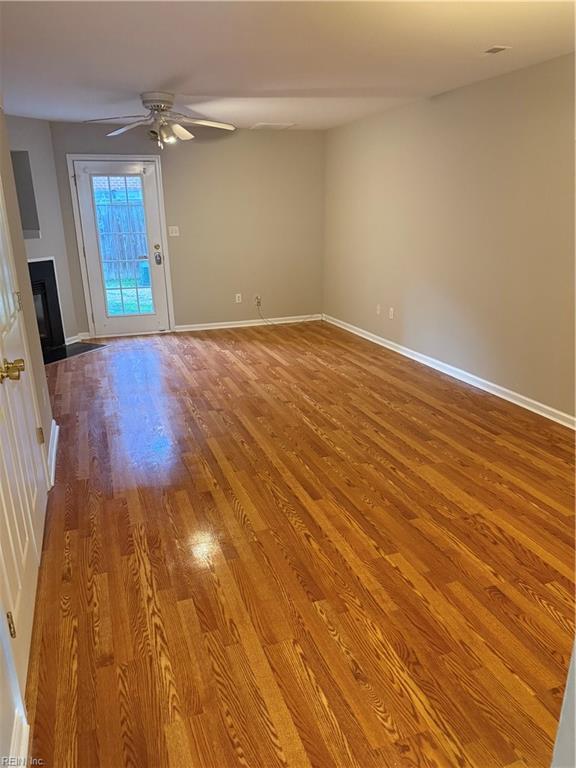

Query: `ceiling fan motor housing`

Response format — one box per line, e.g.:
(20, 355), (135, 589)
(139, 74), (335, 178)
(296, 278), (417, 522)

(141, 91), (175, 113)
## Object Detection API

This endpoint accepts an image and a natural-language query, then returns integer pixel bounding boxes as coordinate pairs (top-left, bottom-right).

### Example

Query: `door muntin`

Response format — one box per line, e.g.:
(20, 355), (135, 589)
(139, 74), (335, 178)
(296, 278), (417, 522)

(91, 174), (156, 318)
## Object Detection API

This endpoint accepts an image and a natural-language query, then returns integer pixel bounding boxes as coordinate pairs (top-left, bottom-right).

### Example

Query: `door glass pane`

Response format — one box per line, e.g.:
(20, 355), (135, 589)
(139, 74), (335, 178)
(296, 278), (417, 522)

(90, 174), (155, 316)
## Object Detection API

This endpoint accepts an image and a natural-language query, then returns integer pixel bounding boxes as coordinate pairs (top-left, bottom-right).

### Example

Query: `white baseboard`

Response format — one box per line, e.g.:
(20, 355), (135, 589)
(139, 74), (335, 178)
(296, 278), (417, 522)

(64, 332), (90, 345)
(323, 314), (575, 430)
(174, 314), (322, 332)
(72, 315), (322, 339)
(10, 711), (29, 763)
(47, 419), (60, 488)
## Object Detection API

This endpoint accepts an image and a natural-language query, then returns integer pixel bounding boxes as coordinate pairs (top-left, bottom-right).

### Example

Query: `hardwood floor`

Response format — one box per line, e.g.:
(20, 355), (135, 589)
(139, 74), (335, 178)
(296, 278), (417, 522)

(27, 321), (574, 767)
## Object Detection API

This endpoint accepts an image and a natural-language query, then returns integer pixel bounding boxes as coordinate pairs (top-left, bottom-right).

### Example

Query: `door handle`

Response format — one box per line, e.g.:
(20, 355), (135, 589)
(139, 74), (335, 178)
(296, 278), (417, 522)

(154, 252), (162, 265)
(0, 358), (25, 383)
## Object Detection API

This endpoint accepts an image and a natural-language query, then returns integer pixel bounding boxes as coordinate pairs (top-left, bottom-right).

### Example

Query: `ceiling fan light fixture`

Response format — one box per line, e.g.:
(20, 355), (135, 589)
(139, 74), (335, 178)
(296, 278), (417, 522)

(172, 123), (195, 141)
(147, 129), (166, 149)
(158, 123), (177, 144)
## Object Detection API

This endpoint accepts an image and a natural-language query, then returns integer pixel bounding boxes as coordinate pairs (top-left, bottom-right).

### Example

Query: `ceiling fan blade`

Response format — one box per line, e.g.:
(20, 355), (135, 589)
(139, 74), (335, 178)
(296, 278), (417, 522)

(170, 113), (236, 131)
(85, 114), (147, 124)
(106, 119), (152, 137)
(184, 119), (236, 131)
(171, 123), (194, 141)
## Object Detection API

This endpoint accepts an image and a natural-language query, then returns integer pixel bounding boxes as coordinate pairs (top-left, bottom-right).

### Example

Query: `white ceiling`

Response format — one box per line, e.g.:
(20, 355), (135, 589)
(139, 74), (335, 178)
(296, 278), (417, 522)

(2, 2), (573, 130)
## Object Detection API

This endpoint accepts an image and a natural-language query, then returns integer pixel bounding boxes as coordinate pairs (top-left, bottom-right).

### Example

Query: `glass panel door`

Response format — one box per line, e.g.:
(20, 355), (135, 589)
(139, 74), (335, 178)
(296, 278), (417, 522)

(74, 159), (170, 337)
(91, 175), (154, 317)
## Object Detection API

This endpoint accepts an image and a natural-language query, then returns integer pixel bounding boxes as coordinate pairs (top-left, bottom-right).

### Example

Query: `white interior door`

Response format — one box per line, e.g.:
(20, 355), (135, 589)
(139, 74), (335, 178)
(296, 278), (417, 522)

(0, 176), (48, 754)
(74, 159), (170, 336)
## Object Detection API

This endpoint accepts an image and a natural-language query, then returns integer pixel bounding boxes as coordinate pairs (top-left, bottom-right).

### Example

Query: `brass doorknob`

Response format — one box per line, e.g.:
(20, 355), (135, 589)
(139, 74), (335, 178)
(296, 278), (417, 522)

(0, 358), (25, 383)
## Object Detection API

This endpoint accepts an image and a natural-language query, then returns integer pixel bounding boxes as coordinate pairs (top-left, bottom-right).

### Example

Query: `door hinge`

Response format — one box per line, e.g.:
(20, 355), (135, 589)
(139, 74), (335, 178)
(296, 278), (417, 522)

(36, 426), (45, 445)
(14, 291), (23, 311)
(6, 612), (16, 639)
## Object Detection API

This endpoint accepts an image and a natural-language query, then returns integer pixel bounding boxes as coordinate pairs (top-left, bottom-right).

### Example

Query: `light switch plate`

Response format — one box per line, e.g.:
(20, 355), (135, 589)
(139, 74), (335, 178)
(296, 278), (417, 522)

(168, 225), (180, 237)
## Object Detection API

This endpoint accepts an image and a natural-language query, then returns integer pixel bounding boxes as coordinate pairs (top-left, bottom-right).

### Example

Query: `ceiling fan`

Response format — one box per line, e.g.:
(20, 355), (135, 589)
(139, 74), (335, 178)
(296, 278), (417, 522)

(85, 91), (236, 148)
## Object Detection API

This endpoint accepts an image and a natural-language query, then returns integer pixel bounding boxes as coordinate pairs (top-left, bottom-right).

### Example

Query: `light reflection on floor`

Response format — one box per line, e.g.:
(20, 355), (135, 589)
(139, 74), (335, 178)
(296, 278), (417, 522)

(189, 531), (218, 567)
(103, 339), (182, 487)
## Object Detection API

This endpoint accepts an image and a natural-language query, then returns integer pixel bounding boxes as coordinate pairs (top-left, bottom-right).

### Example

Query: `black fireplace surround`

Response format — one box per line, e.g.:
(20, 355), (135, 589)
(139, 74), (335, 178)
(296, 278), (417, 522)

(28, 260), (65, 361)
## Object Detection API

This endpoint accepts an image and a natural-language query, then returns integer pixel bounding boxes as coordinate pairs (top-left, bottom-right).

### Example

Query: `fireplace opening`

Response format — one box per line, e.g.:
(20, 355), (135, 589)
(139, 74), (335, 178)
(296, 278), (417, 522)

(28, 260), (65, 363)
(27, 260), (106, 364)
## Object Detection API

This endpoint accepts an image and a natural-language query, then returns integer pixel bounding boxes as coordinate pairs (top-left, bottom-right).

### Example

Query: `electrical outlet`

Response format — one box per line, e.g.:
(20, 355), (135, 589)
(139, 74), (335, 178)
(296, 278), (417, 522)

(255, 295), (262, 307)
(235, 293), (242, 304)
(389, 307), (395, 320)
(376, 303), (381, 316)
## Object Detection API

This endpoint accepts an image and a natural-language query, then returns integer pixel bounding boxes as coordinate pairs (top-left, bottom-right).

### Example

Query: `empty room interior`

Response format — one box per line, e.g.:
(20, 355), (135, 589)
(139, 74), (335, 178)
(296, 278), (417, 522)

(0, 1), (574, 767)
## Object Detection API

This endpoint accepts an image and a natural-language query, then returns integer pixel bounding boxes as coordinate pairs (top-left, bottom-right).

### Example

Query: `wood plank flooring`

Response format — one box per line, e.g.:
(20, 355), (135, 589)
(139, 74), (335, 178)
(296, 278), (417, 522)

(27, 321), (574, 767)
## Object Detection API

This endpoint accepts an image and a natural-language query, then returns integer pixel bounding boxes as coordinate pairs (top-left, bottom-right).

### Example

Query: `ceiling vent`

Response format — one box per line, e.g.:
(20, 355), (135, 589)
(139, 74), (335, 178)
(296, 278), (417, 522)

(250, 122), (296, 130)
(484, 45), (511, 55)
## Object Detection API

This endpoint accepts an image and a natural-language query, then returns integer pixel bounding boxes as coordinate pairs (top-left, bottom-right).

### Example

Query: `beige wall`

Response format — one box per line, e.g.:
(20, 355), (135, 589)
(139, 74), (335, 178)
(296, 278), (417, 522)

(5, 54), (573, 418)
(324, 54), (575, 416)
(0, 111), (52, 440)
(6, 116), (75, 337)
(48, 124), (325, 334)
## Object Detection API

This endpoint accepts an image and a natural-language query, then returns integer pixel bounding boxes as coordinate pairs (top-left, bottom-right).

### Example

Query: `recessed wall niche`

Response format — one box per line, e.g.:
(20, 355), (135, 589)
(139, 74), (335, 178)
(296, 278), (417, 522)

(10, 150), (40, 239)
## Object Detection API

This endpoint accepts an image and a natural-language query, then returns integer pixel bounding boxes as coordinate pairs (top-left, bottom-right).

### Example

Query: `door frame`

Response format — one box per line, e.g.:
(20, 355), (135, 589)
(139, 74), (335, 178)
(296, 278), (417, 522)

(67, 154), (176, 338)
